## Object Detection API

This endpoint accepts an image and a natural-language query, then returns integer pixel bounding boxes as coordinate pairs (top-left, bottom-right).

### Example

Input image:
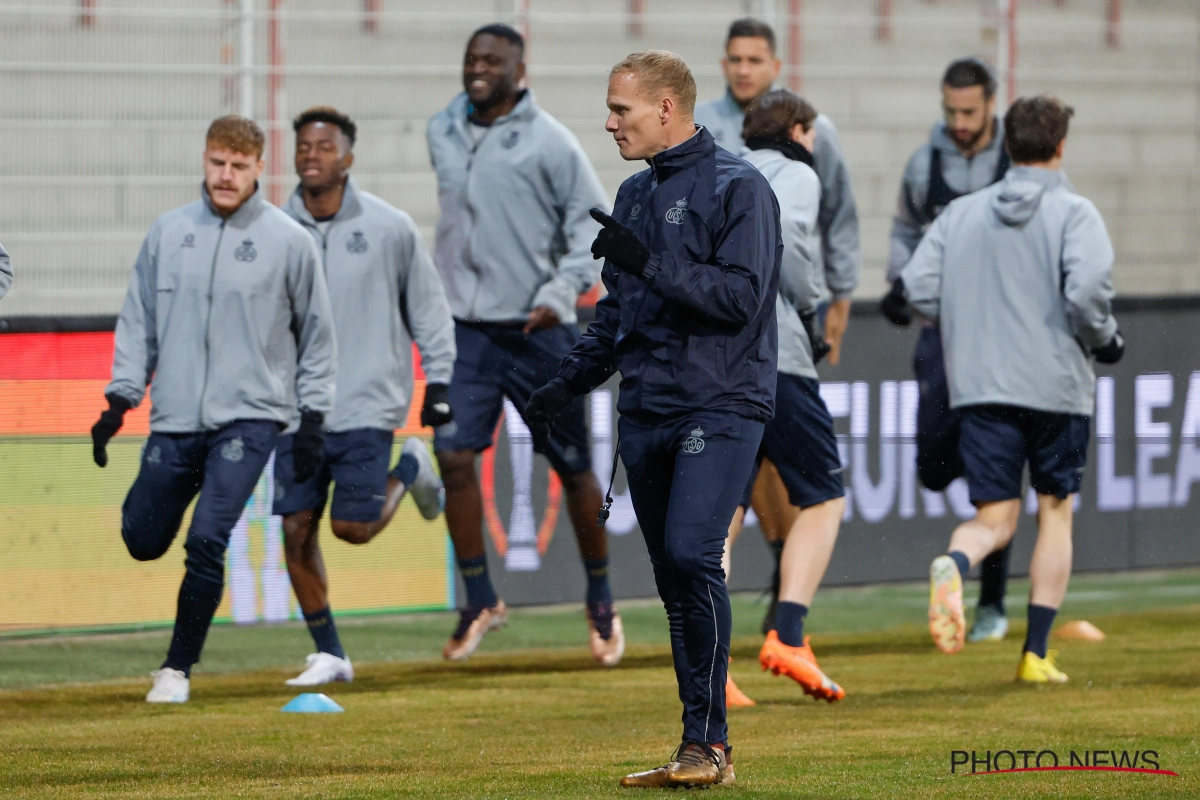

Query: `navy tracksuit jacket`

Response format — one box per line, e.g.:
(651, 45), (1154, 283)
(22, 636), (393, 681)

(559, 127), (782, 746)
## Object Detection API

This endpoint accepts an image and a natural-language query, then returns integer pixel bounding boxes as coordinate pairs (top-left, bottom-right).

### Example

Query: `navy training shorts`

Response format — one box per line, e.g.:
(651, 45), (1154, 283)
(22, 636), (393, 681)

(434, 320), (591, 478)
(273, 427), (394, 522)
(958, 404), (1090, 504)
(739, 373), (846, 510)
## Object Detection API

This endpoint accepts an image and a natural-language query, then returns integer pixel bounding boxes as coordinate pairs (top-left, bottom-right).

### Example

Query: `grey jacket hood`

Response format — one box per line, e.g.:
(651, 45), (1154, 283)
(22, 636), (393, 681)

(901, 168), (1117, 417)
(108, 183), (337, 432)
(285, 177), (456, 433)
(426, 89), (608, 324)
(694, 90), (861, 300)
(991, 166), (1057, 226)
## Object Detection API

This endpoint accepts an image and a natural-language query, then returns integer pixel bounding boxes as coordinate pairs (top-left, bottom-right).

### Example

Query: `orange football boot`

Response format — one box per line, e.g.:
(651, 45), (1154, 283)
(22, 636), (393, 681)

(759, 631), (845, 702)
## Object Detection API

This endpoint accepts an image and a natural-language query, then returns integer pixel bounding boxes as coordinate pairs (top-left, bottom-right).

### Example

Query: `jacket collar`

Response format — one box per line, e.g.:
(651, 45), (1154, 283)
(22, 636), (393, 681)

(930, 116), (1005, 158)
(286, 175), (364, 227)
(648, 126), (715, 181)
(449, 89), (539, 143)
(201, 181), (267, 228)
(745, 136), (815, 168)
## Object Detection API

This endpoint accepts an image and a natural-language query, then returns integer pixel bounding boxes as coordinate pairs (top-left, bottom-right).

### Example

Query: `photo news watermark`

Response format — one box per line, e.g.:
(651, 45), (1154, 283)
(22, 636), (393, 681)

(950, 749), (1178, 776)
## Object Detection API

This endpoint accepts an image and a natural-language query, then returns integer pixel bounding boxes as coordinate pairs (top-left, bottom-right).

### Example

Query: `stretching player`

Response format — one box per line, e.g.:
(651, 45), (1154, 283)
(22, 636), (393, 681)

(903, 96), (1124, 682)
(529, 50), (781, 788)
(725, 91), (845, 707)
(275, 107), (457, 686)
(427, 24), (623, 664)
(694, 18), (860, 630)
(91, 116), (335, 703)
(881, 57), (1016, 643)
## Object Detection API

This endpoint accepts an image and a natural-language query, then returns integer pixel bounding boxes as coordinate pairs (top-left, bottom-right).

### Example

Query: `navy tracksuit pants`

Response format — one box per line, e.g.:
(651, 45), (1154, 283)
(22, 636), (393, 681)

(121, 420), (279, 672)
(913, 325), (963, 492)
(619, 410), (764, 747)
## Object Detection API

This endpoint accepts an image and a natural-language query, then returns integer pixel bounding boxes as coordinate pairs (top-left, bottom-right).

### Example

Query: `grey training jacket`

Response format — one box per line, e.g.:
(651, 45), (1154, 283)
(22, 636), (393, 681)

(743, 148), (823, 379)
(284, 178), (455, 433)
(901, 167), (1117, 417)
(426, 90), (608, 324)
(0, 240), (10, 300)
(107, 185), (337, 432)
(694, 91), (860, 300)
(887, 119), (1007, 282)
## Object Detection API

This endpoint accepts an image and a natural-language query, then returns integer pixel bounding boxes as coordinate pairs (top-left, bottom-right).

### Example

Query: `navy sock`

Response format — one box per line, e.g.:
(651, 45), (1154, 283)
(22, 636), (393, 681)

(391, 452), (420, 486)
(583, 558), (613, 608)
(163, 572), (224, 677)
(774, 601), (809, 648)
(948, 550), (971, 581)
(1023, 604), (1058, 659)
(458, 554), (498, 610)
(304, 605), (346, 659)
(978, 545), (1010, 614)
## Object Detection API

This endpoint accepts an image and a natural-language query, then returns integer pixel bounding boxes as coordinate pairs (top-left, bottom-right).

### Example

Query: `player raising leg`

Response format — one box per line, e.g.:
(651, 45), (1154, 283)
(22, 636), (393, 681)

(273, 107), (457, 686)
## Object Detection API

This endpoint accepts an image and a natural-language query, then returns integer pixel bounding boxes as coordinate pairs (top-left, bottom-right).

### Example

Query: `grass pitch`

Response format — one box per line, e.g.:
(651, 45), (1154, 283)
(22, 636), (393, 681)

(2, 571), (1198, 799)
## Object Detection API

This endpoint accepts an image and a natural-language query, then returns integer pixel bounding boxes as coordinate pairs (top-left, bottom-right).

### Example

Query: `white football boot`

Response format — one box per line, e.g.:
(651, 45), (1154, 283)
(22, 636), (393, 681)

(403, 437), (445, 520)
(146, 668), (190, 704)
(285, 652), (354, 687)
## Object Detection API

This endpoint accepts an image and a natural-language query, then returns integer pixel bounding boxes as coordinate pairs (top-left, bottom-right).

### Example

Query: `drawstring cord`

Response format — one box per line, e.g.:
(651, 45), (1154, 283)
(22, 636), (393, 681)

(597, 435), (621, 525)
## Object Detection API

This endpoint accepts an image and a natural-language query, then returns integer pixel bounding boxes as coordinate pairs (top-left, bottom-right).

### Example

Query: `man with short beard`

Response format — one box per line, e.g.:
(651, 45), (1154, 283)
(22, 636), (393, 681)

(91, 116), (336, 704)
(881, 58), (1016, 644)
(274, 106), (457, 687)
(426, 24), (623, 665)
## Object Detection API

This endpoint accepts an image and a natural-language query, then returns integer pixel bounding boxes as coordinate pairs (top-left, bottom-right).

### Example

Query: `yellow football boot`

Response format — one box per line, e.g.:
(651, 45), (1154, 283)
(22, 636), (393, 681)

(1016, 650), (1068, 684)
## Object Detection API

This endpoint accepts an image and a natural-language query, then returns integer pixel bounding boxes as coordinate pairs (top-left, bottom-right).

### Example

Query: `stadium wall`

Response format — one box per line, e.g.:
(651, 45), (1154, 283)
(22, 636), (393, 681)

(3, 301), (1197, 633)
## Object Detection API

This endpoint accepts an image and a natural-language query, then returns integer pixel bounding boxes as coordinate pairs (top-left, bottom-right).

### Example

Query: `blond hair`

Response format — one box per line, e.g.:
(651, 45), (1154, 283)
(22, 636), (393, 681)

(206, 115), (265, 158)
(610, 50), (697, 116)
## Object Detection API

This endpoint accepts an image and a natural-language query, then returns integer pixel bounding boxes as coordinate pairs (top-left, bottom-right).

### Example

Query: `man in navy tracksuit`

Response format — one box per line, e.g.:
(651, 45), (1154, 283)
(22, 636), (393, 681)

(528, 51), (781, 789)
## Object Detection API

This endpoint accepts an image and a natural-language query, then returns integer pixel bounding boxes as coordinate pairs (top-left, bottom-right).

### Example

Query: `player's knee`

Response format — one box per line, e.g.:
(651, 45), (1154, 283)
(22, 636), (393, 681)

(183, 536), (227, 585)
(330, 519), (372, 545)
(437, 449), (477, 491)
(561, 468), (600, 496)
(664, 536), (719, 579)
(121, 522), (172, 562)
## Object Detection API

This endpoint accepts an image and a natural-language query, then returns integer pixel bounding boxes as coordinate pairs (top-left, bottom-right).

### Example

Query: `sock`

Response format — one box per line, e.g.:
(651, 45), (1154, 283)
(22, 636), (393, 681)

(977, 545), (1010, 614)
(304, 605), (346, 659)
(769, 539), (784, 593)
(947, 550), (971, 581)
(163, 572), (224, 677)
(774, 601), (809, 647)
(583, 557), (613, 608)
(391, 452), (420, 486)
(1023, 604), (1058, 659)
(458, 554), (498, 610)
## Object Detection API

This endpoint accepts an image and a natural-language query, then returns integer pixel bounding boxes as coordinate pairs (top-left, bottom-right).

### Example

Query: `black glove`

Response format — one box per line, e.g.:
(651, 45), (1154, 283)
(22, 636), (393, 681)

(421, 382), (454, 428)
(91, 394), (132, 468)
(1092, 330), (1125, 365)
(525, 377), (576, 452)
(589, 208), (650, 278)
(293, 409), (325, 483)
(800, 312), (832, 365)
(880, 279), (912, 327)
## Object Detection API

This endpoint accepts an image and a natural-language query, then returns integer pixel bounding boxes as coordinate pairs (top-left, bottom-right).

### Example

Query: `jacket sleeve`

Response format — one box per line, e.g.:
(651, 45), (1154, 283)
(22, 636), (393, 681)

(899, 209), (948, 321)
(288, 236), (337, 415)
(643, 176), (779, 327)
(777, 167), (822, 317)
(106, 226), (160, 407)
(532, 132), (608, 321)
(0, 240), (11, 300)
(1061, 199), (1118, 349)
(813, 115), (860, 300)
(557, 262), (620, 394)
(398, 219), (456, 385)
(887, 148), (931, 283)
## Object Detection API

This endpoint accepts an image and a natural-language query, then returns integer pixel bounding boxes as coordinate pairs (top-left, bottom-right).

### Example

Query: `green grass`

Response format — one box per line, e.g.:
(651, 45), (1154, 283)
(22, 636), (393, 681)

(1, 570), (1198, 798)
